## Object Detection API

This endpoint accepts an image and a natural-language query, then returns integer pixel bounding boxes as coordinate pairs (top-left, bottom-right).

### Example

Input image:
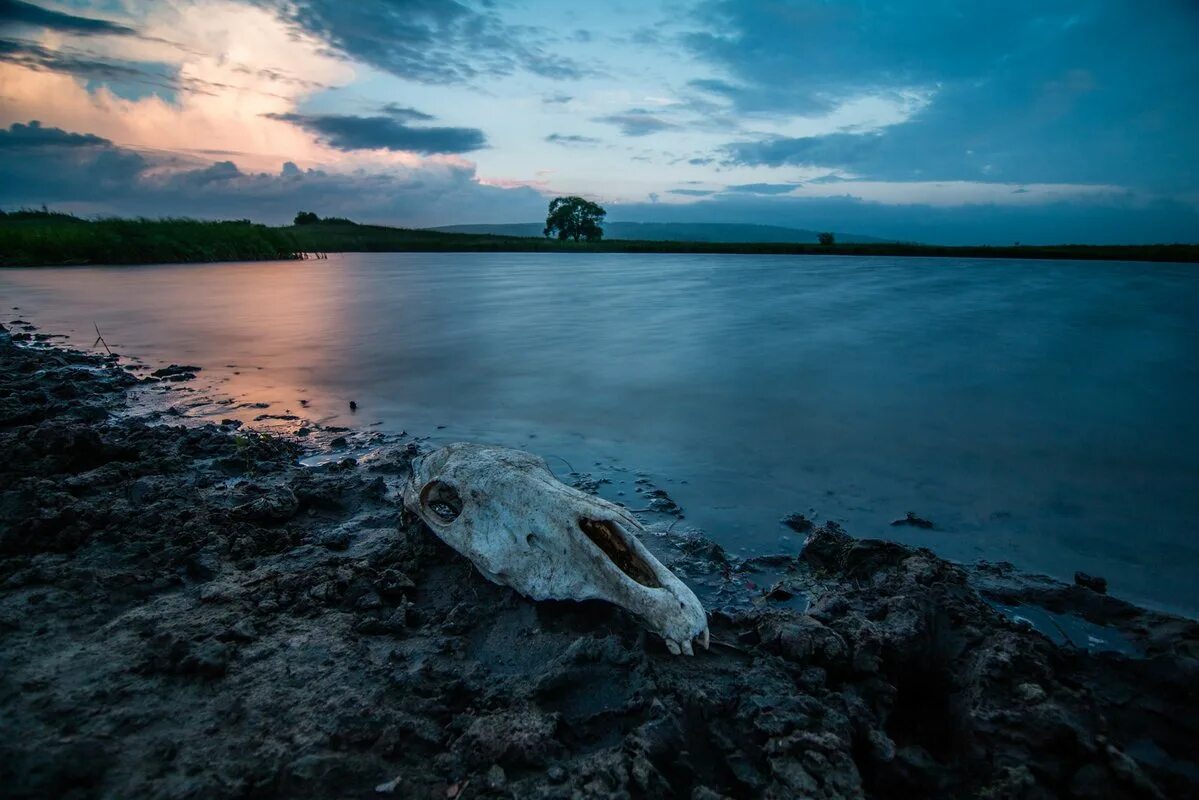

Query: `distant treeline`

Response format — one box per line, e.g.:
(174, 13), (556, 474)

(3, 209), (1197, 265)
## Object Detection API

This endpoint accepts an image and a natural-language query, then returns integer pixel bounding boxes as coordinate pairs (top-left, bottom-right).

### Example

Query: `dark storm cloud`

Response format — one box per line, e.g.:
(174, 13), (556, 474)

(692, 1), (1199, 192)
(593, 109), (675, 137)
(0, 119), (109, 148)
(265, 112), (486, 155)
(255, 0), (588, 84)
(0, 120), (544, 226)
(545, 133), (601, 146)
(0, 0), (135, 36)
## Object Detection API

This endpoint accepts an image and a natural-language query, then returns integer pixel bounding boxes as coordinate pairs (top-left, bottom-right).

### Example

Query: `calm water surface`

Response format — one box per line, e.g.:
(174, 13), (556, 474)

(4, 253), (1197, 615)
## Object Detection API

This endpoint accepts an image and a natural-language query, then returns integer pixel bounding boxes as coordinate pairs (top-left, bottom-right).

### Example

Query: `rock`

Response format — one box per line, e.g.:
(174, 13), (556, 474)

(183, 640), (230, 677)
(891, 511), (935, 529)
(1015, 682), (1047, 704)
(221, 619), (257, 643)
(234, 487), (299, 523)
(150, 364), (201, 381)
(318, 528), (351, 551)
(1074, 571), (1108, 594)
(781, 512), (814, 533)
(376, 569), (415, 598)
(485, 764), (507, 790)
(198, 583), (233, 603)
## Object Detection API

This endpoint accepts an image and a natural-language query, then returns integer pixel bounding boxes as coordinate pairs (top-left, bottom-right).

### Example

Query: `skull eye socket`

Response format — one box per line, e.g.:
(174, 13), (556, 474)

(420, 480), (462, 524)
(578, 518), (662, 588)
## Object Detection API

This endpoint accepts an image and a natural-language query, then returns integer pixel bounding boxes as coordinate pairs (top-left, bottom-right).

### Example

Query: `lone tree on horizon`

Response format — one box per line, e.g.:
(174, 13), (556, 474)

(543, 196), (606, 242)
(818, 231), (835, 245)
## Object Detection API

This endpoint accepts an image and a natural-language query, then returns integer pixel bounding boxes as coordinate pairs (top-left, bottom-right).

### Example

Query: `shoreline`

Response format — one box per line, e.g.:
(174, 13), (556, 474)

(3, 215), (1198, 266)
(2, 325), (1198, 798)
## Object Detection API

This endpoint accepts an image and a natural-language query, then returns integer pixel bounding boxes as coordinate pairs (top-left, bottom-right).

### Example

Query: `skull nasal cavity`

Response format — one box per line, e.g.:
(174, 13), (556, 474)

(578, 518), (662, 588)
(420, 480), (462, 524)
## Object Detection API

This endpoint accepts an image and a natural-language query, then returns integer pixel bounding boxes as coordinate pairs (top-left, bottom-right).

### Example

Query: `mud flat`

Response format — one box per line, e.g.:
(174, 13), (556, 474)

(1, 324), (1197, 799)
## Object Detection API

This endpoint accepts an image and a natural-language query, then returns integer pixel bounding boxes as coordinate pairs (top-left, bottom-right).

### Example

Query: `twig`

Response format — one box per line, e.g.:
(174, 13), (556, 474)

(544, 454), (575, 475)
(93, 322), (112, 355)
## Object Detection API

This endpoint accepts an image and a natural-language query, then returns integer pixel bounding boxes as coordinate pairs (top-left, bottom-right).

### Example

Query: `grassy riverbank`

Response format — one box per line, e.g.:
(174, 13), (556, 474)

(0, 212), (299, 266)
(3, 211), (1198, 265)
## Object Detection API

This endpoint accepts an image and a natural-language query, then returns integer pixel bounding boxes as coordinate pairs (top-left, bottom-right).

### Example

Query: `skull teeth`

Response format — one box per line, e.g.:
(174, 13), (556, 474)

(700, 627), (710, 651)
(664, 639), (682, 656)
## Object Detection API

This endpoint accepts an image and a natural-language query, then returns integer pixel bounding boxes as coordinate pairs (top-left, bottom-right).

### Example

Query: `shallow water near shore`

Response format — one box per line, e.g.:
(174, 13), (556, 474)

(3, 252), (1198, 615)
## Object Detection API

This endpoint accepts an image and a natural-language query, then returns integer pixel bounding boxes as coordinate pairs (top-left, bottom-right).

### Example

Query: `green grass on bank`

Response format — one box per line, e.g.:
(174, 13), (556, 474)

(0, 213), (299, 266)
(3, 210), (1198, 265)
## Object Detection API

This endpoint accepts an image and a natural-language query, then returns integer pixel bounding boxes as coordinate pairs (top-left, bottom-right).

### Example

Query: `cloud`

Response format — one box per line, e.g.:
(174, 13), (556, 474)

(593, 108), (675, 137)
(0, 120), (544, 226)
(691, 1), (1199, 193)
(265, 112), (486, 155)
(0, 37), (228, 100)
(256, 0), (589, 84)
(545, 133), (600, 146)
(379, 104), (434, 122)
(542, 94), (572, 105)
(723, 182), (800, 195)
(0, 0), (135, 36)
(668, 188), (715, 196)
(0, 119), (109, 148)
(723, 133), (883, 169)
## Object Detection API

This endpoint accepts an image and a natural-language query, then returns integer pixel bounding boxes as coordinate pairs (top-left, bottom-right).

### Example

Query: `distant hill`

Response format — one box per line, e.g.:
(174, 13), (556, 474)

(429, 222), (893, 244)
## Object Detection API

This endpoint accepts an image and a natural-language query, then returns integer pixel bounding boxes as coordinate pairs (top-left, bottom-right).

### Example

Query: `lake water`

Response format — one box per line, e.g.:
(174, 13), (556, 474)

(4, 253), (1197, 616)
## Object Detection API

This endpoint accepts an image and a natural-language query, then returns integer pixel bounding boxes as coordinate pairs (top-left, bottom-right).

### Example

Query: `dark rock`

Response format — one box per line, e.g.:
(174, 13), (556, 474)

(150, 364), (201, 381)
(781, 512), (814, 533)
(891, 511), (935, 529)
(1074, 571), (1108, 594)
(318, 528), (351, 551)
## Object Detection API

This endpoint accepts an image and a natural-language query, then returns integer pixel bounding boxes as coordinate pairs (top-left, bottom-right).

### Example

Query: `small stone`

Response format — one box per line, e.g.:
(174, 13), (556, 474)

(199, 583), (232, 603)
(485, 765), (507, 789)
(1015, 682), (1046, 704)
(319, 529), (351, 551)
(891, 512), (934, 529)
(355, 591), (383, 610)
(781, 512), (814, 533)
(375, 776), (401, 794)
(225, 619), (257, 642)
(180, 640), (229, 677)
(547, 765), (566, 782)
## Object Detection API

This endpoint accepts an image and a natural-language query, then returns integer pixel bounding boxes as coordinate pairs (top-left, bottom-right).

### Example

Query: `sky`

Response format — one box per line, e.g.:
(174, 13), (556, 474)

(1, 0), (1197, 244)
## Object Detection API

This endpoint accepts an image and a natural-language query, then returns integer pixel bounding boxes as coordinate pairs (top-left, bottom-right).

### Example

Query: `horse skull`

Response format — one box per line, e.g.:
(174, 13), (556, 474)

(402, 443), (709, 655)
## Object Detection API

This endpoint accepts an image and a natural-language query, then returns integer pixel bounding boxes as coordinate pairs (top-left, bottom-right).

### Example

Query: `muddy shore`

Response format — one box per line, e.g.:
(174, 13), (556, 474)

(1, 324), (1197, 799)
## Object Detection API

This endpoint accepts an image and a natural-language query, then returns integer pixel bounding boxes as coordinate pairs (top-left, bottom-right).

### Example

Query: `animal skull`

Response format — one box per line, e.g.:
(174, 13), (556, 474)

(403, 443), (709, 655)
